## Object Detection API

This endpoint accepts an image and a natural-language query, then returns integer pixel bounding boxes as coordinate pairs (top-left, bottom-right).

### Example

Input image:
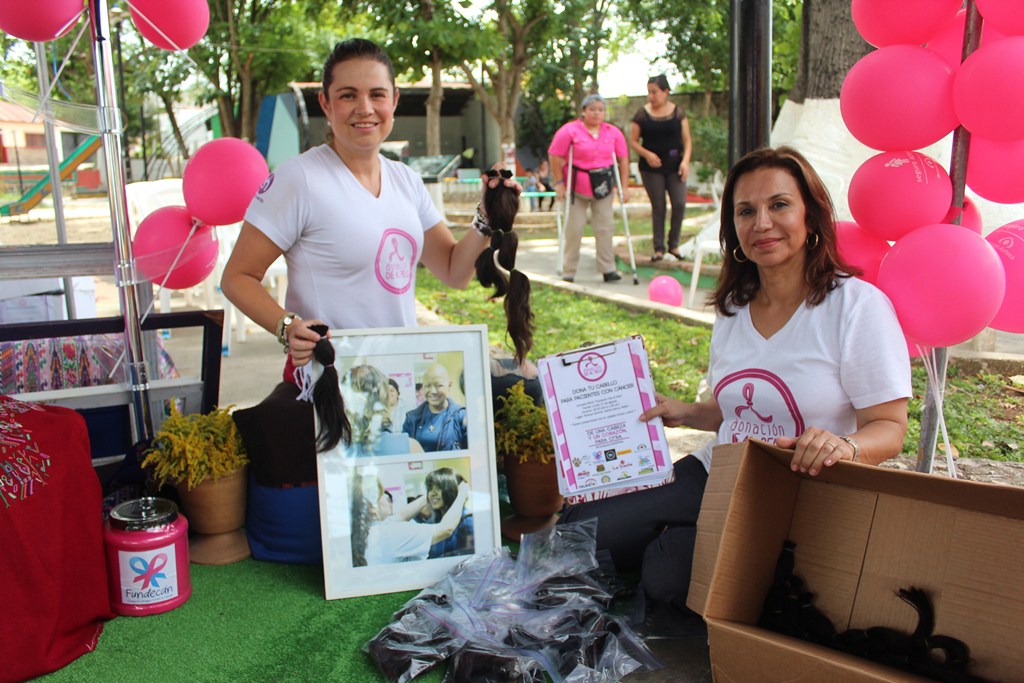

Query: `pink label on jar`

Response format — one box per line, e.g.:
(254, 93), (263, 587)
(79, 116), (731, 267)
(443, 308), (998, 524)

(118, 543), (179, 605)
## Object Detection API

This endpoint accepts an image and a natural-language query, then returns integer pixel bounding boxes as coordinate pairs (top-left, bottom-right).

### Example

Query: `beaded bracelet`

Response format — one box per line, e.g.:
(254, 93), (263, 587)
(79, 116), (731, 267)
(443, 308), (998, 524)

(471, 203), (493, 238)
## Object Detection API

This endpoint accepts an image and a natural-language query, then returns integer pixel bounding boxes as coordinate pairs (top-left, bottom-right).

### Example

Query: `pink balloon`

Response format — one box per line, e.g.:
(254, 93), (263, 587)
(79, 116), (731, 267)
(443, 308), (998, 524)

(848, 151), (952, 241)
(985, 221), (1024, 332)
(925, 9), (1006, 71)
(852, 0), (961, 48)
(877, 224), (1005, 348)
(129, 0), (209, 51)
(0, 0), (82, 42)
(835, 221), (890, 285)
(976, 0), (1024, 36)
(133, 206), (219, 290)
(966, 136), (1024, 204)
(840, 46), (959, 152)
(647, 276), (683, 306)
(941, 196), (983, 235)
(183, 138), (269, 226)
(953, 37), (1024, 141)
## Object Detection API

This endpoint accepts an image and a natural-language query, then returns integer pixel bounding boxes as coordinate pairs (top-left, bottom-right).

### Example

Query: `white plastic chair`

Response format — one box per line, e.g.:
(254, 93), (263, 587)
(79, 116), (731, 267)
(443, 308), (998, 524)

(216, 223), (287, 356)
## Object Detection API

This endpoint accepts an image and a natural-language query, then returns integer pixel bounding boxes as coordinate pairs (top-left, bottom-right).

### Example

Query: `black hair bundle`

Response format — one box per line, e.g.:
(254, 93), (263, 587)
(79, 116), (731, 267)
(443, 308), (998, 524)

(309, 323), (350, 452)
(476, 183), (534, 366)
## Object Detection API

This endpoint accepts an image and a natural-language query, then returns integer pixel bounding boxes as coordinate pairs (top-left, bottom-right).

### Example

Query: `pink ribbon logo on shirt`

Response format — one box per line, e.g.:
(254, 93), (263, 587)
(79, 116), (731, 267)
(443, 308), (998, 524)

(375, 229), (417, 294)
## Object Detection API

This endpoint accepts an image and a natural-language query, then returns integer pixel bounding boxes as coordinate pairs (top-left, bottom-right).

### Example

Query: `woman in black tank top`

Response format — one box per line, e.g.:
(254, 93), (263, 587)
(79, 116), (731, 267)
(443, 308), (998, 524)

(629, 75), (693, 261)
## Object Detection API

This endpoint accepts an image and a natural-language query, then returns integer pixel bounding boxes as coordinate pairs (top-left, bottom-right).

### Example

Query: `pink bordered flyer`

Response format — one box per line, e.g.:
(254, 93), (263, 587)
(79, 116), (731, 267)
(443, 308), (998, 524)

(537, 336), (673, 504)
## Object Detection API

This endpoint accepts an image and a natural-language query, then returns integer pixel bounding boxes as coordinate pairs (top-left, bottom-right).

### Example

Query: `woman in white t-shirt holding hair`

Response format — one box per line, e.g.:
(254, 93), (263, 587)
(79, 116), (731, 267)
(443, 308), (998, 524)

(559, 145), (911, 621)
(221, 38), (517, 375)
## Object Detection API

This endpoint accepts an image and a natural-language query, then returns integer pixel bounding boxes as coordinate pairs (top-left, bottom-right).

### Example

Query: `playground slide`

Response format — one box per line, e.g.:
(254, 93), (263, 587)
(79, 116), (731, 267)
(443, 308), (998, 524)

(0, 134), (102, 217)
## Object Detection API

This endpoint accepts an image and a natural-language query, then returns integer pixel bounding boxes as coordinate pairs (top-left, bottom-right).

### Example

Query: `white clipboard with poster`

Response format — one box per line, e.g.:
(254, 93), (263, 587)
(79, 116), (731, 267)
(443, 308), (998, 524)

(537, 336), (674, 504)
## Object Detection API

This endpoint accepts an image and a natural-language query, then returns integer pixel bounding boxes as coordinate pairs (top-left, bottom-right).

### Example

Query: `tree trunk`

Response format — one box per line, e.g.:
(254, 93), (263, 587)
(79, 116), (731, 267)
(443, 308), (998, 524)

(802, 0), (871, 98)
(159, 93), (190, 161)
(426, 53), (443, 155)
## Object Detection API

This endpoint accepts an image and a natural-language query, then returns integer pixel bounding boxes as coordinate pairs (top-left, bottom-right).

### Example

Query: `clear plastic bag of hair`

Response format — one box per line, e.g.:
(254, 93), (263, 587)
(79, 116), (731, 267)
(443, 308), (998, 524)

(365, 520), (663, 683)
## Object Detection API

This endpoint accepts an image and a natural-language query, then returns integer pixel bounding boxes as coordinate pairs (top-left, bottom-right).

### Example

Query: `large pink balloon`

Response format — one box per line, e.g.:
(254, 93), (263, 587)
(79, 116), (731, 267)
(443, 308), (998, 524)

(966, 136), (1024, 204)
(852, 0), (961, 48)
(133, 206), (219, 290)
(848, 151), (952, 241)
(976, 0), (1024, 36)
(0, 0), (82, 42)
(182, 138), (269, 226)
(925, 9), (1006, 71)
(985, 221), (1024, 332)
(840, 46), (959, 151)
(835, 221), (890, 285)
(942, 196), (983, 235)
(647, 276), (683, 307)
(953, 38), (1024, 141)
(129, 0), (209, 51)
(877, 224), (1005, 348)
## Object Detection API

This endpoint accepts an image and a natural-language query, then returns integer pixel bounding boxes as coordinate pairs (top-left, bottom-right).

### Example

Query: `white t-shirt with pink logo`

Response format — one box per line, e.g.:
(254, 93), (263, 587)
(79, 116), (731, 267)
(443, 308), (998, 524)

(244, 144), (442, 329)
(692, 277), (912, 472)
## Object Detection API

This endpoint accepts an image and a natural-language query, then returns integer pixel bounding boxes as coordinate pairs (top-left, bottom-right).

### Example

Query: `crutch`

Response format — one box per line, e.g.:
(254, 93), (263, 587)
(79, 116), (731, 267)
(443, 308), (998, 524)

(612, 151), (640, 285)
(557, 144), (573, 277)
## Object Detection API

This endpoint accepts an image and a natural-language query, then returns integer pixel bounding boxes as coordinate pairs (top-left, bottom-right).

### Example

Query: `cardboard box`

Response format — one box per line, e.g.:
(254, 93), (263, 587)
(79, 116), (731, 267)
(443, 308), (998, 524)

(688, 440), (1024, 682)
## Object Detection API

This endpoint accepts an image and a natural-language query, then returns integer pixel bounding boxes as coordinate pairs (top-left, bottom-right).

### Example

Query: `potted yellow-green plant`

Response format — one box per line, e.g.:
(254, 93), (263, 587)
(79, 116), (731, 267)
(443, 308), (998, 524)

(494, 381), (562, 539)
(142, 403), (250, 564)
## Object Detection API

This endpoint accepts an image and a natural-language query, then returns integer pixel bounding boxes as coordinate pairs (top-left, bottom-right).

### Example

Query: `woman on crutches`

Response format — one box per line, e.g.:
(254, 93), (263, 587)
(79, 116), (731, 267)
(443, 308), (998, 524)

(548, 93), (631, 283)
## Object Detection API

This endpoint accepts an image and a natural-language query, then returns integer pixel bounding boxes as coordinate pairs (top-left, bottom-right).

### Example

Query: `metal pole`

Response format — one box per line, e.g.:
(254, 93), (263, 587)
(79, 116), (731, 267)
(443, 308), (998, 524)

(916, 0), (982, 473)
(33, 43), (77, 319)
(89, 0), (154, 443)
(140, 101), (148, 180)
(728, 0), (773, 166)
(113, 12), (131, 182)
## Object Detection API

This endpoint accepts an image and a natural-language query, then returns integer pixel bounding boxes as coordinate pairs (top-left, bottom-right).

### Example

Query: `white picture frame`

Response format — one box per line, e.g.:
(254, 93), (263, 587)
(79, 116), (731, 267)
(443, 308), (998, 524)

(313, 325), (500, 600)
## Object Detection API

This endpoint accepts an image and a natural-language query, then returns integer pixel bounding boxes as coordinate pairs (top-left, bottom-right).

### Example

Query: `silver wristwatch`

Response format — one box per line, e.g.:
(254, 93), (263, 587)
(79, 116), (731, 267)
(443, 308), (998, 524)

(276, 312), (299, 347)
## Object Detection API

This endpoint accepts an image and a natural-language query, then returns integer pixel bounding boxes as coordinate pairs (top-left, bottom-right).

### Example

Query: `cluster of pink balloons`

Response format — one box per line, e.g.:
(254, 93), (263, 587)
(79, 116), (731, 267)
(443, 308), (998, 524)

(133, 139), (269, 290)
(838, 0), (1024, 346)
(0, 0), (209, 50)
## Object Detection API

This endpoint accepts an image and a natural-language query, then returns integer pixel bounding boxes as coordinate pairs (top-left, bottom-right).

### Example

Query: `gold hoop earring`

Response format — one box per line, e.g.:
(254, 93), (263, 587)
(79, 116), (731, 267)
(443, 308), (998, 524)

(807, 233), (820, 249)
(732, 246), (748, 263)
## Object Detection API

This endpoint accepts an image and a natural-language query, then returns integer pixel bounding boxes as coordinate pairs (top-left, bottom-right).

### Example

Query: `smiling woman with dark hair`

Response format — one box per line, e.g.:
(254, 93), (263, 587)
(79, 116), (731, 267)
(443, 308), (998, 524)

(559, 145), (911, 626)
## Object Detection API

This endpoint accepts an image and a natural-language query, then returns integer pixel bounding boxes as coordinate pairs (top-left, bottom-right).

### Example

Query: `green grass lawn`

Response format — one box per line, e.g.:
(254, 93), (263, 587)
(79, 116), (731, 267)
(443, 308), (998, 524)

(416, 272), (1024, 462)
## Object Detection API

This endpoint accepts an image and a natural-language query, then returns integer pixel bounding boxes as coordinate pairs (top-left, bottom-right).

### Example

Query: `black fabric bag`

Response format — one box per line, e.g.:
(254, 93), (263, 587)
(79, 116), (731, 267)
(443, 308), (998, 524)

(583, 165), (616, 199)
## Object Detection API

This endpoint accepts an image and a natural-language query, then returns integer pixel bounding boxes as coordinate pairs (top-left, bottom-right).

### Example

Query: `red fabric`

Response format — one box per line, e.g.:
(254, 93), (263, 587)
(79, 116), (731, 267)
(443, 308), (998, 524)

(0, 396), (113, 683)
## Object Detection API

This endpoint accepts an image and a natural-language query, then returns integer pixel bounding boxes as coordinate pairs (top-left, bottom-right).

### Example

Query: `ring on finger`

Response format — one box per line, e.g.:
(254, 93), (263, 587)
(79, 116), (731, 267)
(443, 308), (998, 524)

(824, 441), (836, 449)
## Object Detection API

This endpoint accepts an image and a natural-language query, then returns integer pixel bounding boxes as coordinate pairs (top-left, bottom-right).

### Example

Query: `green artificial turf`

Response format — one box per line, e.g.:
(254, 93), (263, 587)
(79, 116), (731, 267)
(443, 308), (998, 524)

(39, 560), (443, 682)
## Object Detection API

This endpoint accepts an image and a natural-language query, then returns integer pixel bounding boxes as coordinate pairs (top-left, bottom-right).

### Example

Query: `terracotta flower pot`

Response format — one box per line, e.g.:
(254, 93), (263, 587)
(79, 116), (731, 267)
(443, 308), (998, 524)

(176, 466), (250, 565)
(502, 456), (563, 541)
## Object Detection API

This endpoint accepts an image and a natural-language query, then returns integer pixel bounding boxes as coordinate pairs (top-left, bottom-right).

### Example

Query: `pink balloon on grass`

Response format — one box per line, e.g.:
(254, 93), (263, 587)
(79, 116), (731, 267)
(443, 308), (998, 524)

(0, 0), (83, 42)
(840, 46), (959, 151)
(925, 9), (1006, 71)
(835, 221), (890, 285)
(129, 0), (209, 51)
(941, 196), (983, 235)
(183, 138), (269, 226)
(852, 0), (961, 48)
(985, 221), (1024, 333)
(966, 136), (1024, 204)
(647, 276), (683, 307)
(848, 151), (952, 241)
(877, 224), (1005, 348)
(976, 0), (1024, 36)
(953, 37), (1024, 141)
(133, 206), (219, 290)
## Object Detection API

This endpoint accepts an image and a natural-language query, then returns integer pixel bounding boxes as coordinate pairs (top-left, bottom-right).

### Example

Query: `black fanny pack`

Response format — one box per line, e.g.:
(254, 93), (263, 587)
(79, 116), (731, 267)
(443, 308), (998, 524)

(576, 165), (616, 199)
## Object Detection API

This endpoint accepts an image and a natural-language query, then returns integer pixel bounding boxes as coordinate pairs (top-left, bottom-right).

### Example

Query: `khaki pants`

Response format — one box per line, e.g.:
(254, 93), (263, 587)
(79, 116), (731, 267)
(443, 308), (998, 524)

(562, 193), (616, 279)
